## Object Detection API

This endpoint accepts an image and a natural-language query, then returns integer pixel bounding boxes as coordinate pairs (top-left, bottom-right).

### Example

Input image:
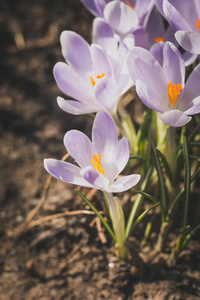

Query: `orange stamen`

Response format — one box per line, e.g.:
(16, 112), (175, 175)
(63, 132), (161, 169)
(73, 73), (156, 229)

(168, 81), (183, 107)
(125, 0), (134, 10)
(91, 154), (105, 175)
(90, 76), (95, 86)
(96, 73), (105, 79)
(155, 36), (164, 43)
(196, 19), (200, 29)
(90, 73), (105, 86)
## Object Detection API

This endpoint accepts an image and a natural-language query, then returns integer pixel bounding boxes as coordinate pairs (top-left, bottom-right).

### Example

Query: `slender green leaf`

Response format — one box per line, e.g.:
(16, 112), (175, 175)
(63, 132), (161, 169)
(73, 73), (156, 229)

(125, 167), (153, 242)
(182, 135), (190, 229)
(134, 190), (159, 204)
(182, 224), (200, 248)
(75, 189), (117, 242)
(130, 202), (160, 233)
(151, 140), (167, 219)
(157, 149), (172, 181)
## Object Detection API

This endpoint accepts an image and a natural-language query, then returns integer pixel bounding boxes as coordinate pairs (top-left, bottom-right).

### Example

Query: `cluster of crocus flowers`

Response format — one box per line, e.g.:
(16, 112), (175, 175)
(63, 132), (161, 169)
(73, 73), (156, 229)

(44, 0), (200, 262)
(44, 111), (141, 193)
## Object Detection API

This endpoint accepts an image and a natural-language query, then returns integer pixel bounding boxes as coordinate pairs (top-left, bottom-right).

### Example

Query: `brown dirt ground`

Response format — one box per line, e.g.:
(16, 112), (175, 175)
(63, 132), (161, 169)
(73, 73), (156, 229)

(0, 0), (200, 299)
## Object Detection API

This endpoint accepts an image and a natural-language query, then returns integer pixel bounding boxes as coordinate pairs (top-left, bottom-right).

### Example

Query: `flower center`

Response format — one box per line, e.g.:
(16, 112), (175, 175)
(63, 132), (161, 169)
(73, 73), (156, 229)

(91, 154), (105, 175)
(196, 19), (200, 29)
(168, 81), (183, 107)
(90, 73), (105, 86)
(124, 0), (134, 9)
(155, 36), (164, 43)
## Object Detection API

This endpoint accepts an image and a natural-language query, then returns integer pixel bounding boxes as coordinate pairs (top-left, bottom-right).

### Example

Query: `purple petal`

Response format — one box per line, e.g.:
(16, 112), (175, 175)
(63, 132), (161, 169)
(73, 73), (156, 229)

(44, 159), (93, 188)
(94, 77), (118, 111)
(150, 42), (164, 66)
(60, 31), (93, 73)
(132, 28), (149, 49)
(104, 1), (139, 35)
(90, 44), (113, 77)
(182, 52), (198, 67)
(159, 110), (192, 127)
(164, 0), (199, 31)
(80, 0), (104, 17)
(106, 174), (141, 193)
(92, 111), (118, 153)
(54, 62), (92, 102)
(64, 130), (96, 168)
(127, 47), (166, 110)
(145, 5), (165, 47)
(175, 31), (200, 55)
(162, 0), (192, 31)
(179, 63), (200, 111)
(57, 97), (99, 115)
(113, 137), (130, 177)
(135, 79), (165, 113)
(92, 18), (117, 51)
(162, 42), (185, 87)
(184, 96), (200, 115)
(81, 166), (109, 190)
(135, 0), (154, 25)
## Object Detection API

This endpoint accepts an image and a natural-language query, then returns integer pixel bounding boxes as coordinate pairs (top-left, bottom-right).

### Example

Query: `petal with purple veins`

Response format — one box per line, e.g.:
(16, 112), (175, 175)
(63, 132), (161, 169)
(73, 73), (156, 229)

(104, 1), (139, 35)
(57, 97), (99, 115)
(81, 166), (110, 190)
(44, 159), (93, 188)
(60, 31), (93, 73)
(175, 31), (200, 55)
(64, 130), (96, 168)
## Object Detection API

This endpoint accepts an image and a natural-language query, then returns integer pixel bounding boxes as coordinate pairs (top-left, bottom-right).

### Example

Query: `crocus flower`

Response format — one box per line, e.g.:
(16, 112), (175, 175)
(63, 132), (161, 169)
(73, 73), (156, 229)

(81, 0), (154, 26)
(93, 5), (176, 51)
(54, 31), (131, 116)
(127, 41), (200, 127)
(44, 111), (141, 193)
(156, 0), (200, 55)
(54, 31), (130, 116)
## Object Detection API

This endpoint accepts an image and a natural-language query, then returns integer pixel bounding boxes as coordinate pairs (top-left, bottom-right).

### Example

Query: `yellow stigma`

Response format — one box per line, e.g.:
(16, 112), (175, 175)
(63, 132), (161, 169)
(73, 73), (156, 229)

(91, 153), (105, 175)
(90, 73), (105, 86)
(125, 0), (134, 9)
(155, 36), (164, 43)
(168, 81), (183, 107)
(196, 19), (200, 29)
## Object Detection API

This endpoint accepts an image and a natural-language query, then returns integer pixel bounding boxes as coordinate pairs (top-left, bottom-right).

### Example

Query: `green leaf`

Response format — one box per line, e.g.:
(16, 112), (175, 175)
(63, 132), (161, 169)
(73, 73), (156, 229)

(133, 190), (159, 204)
(151, 140), (167, 220)
(182, 134), (190, 230)
(75, 189), (117, 242)
(125, 166), (153, 242)
(130, 202), (160, 233)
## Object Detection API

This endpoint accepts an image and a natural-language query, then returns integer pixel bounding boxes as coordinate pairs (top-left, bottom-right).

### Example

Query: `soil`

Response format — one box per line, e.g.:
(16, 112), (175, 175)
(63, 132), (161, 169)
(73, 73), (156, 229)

(0, 1), (200, 299)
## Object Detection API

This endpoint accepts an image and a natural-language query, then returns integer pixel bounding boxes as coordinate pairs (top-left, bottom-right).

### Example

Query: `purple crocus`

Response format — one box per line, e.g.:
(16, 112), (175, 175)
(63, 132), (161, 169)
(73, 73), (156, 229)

(44, 111), (141, 193)
(127, 42), (200, 127)
(81, 0), (154, 26)
(156, 0), (200, 55)
(93, 5), (176, 51)
(54, 31), (130, 116)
